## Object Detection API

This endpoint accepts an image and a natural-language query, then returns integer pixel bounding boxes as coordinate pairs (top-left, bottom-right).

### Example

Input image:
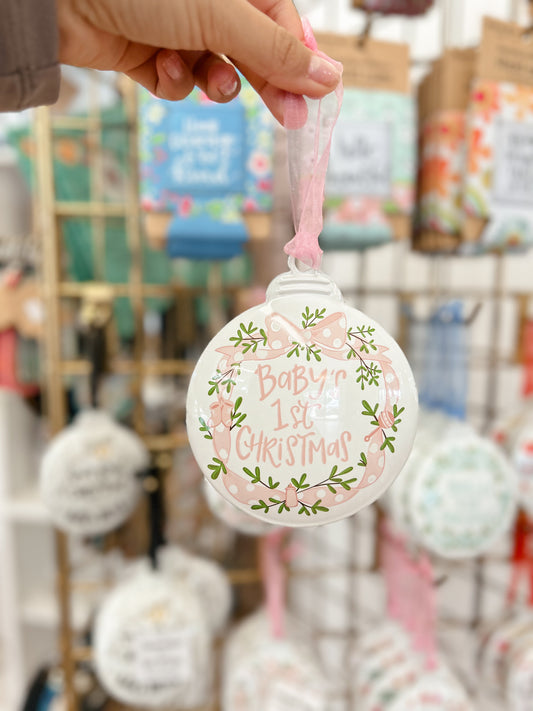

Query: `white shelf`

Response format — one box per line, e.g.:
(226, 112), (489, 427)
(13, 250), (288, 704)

(0, 663), (14, 711)
(0, 489), (49, 524)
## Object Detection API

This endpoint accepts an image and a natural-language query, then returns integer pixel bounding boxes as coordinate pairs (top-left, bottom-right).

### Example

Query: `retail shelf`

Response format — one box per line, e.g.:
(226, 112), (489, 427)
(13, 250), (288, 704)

(0, 489), (49, 524)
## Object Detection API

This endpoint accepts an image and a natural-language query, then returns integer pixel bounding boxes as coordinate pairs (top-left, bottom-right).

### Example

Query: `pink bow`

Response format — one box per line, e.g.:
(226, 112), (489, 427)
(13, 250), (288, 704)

(265, 311), (347, 353)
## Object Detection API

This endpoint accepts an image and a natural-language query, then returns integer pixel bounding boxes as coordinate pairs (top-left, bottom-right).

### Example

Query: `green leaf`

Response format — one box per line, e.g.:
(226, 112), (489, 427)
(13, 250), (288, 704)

(207, 457), (227, 480)
(291, 474), (308, 489)
(298, 505), (311, 516)
(251, 500), (269, 512)
(268, 476), (280, 490)
(310, 499), (329, 514)
(327, 484), (337, 494)
(361, 400), (378, 418)
(198, 417), (213, 440)
(358, 452), (367, 467)
(380, 436), (396, 453)
(287, 343), (300, 358)
(243, 466), (261, 484)
(278, 503), (290, 514)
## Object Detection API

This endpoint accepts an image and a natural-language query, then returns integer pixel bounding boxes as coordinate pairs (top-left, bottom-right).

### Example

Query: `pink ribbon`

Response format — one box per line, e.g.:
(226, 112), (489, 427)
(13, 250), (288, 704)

(414, 553), (437, 669)
(259, 529), (289, 638)
(381, 519), (437, 670)
(283, 19), (343, 270)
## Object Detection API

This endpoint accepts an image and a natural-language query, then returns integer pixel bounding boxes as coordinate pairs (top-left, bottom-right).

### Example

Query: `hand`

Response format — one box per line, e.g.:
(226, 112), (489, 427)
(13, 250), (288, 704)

(57, 0), (341, 123)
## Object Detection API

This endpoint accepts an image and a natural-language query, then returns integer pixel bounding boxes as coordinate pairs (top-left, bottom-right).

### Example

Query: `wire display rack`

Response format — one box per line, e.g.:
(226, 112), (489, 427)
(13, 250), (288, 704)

(32, 44), (533, 711)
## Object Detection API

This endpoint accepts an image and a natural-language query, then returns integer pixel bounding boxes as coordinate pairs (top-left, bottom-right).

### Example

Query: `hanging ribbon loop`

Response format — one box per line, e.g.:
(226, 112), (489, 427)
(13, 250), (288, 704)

(283, 20), (343, 271)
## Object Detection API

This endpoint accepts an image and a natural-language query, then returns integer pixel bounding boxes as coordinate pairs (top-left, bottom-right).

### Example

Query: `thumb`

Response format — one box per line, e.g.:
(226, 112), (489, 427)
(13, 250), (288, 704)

(77, 0), (341, 98)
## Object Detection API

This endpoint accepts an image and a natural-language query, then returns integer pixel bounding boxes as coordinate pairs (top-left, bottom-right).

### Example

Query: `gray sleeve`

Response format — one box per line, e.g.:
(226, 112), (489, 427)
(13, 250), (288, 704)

(0, 0), (60, 112)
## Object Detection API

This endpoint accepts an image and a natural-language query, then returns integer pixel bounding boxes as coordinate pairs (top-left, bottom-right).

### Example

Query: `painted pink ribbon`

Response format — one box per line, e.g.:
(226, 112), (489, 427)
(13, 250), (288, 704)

(283, 19), (343, 270)
(215, 311), (350, 364)
(210, 397), (233, 427)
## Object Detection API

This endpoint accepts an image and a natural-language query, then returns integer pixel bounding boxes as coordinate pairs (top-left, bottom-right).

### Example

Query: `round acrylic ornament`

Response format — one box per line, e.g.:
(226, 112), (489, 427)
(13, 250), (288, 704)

(409, 435), (517, 559)
(40, 410), (148, 536)
(222, 610), (329, 711)
(157, 544), (233, 635)
(187, 266), (418, 527)
(93, 565), (212, 709)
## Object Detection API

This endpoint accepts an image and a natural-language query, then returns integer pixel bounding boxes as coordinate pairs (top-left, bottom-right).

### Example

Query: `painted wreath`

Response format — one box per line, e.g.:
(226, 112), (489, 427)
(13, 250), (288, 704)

(198, 306), (406, 518)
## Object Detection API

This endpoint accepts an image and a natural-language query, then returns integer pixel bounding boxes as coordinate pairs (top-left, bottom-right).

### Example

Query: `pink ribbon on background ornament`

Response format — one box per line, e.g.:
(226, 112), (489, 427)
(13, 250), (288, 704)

(381, 519), (437, 669)
(283, 19), (343, 270)
(259, 529), (291, 638)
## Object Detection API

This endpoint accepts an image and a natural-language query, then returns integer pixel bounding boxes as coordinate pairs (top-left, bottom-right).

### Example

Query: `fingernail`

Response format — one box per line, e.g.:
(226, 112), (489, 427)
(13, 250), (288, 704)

(308, 55), (341, 87)
(219, 75), (239, 97)
(162, 52), (183, 81)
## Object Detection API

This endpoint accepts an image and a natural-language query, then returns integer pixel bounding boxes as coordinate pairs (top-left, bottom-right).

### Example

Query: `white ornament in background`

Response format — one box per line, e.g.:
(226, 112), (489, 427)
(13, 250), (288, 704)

(93, 565), (212, 709)
(409, 434), (517, 559)
(157, 544), (233, 635)
(387, 412), (517, 558)
(352, 621), (473, 711)
(222, 610), (330, 711)
(40, 410), (148, 536)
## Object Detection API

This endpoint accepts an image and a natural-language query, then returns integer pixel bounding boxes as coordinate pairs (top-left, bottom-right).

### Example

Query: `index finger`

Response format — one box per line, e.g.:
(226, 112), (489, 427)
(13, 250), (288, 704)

(250, 0), (305, 39)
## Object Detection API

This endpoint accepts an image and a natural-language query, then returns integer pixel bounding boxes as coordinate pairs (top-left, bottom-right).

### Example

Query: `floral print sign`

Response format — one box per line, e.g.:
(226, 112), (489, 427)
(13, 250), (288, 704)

(321, 88), (416, 250)
(418, 110), (466, 235)
(463, 79), (533, 252)
(139, 81), (275, 216)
